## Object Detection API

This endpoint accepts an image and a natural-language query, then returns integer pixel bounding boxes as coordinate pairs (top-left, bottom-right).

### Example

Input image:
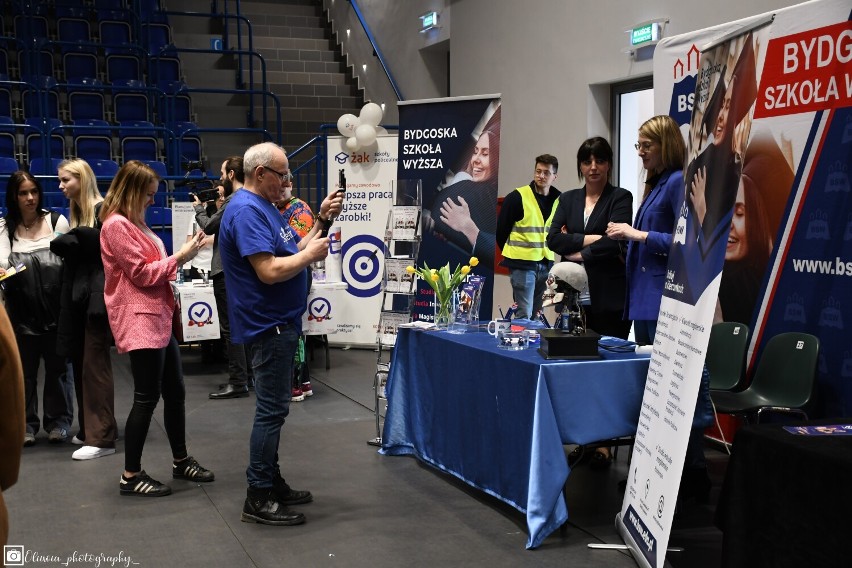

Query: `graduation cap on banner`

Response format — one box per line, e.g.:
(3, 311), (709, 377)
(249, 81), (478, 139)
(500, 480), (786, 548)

(701, 31), (758, 138)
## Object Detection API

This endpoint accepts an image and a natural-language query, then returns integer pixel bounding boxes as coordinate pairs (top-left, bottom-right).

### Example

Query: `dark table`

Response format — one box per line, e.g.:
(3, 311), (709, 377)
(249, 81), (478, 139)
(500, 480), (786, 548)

(715, 420), (852, 568)
(380, 327), (650, 548)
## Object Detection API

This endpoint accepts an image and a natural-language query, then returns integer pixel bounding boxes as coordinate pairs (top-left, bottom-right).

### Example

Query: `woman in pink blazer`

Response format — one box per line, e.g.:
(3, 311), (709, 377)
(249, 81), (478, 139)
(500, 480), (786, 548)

(100, 161), (213, 497)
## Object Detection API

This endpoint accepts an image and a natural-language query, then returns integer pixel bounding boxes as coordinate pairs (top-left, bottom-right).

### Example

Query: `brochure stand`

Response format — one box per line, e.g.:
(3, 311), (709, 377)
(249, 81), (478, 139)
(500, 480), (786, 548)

(368, 179), (421, 447)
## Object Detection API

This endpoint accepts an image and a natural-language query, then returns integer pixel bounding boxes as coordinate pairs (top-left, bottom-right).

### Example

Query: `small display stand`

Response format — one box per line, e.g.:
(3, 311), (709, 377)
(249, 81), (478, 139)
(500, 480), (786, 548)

(368, 179), (422, 447)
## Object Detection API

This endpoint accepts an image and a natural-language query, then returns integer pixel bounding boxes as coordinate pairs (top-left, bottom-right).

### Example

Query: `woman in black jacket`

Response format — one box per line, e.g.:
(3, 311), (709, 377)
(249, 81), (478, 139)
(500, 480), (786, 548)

(50, 158), (117, 461)
(0, 171), (73, 446)
(546, 137), (633, 339)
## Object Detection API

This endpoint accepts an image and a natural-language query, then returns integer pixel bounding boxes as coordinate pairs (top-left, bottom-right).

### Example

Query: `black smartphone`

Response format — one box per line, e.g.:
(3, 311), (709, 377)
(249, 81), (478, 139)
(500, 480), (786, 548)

(337, 169), (346, 193)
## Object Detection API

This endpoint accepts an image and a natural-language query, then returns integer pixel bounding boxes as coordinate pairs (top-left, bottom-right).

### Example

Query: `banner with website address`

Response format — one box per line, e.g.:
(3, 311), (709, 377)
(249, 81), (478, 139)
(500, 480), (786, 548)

(397, 95), (501, 323)
(620, 2), (852, 566)
(653, 0), (852, 417)
(324, 134), (397, 346)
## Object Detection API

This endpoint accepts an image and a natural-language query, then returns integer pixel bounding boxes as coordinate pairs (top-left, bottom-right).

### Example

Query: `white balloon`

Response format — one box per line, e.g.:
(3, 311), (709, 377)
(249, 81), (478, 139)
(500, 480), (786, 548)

(355, 124), (377, 147)
(375, 126), (388, 136)
(337, 113), (360, 137)
(359, 102), (383, 127)
(345, 137), (360, 151)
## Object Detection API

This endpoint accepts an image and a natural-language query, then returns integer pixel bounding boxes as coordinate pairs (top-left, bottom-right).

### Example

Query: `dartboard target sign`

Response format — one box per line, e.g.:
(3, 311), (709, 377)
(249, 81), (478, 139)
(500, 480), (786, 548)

(341, 234), (385, 298)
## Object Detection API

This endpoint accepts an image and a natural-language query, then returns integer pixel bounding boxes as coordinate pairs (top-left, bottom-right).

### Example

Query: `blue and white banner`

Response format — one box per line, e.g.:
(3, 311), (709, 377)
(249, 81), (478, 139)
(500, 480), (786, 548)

(325, 134), (398, 346)
(621, 2), (852, 566)
(397, 94), (501, 322)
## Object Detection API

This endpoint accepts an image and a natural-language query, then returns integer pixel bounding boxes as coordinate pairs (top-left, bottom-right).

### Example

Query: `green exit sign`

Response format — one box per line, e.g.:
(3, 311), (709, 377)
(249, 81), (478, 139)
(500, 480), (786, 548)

(631, 22), (661, 46)
(420, 11), (439, 32)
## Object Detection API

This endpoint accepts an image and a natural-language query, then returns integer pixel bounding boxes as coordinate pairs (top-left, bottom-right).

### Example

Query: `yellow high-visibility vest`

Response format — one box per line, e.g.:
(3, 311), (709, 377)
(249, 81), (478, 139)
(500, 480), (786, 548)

(502, 185), (557, 261)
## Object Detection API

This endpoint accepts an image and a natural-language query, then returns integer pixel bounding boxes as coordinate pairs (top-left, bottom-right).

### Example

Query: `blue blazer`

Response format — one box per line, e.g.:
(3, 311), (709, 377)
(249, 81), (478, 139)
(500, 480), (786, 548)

(624, 169), (684, 321)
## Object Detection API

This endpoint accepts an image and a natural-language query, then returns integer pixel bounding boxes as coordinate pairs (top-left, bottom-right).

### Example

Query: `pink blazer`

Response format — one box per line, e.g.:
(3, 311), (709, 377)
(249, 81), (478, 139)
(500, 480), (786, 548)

(100, 214), (178, 353)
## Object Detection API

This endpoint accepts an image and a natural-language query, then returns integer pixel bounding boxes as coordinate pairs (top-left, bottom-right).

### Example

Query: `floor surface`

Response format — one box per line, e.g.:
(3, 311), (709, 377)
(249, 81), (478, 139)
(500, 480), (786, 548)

(7, 344), (727, 567)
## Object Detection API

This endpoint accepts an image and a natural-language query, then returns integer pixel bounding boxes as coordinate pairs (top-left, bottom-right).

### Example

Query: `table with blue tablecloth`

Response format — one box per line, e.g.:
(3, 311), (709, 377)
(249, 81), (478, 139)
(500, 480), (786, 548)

(380, 327), (650, 549)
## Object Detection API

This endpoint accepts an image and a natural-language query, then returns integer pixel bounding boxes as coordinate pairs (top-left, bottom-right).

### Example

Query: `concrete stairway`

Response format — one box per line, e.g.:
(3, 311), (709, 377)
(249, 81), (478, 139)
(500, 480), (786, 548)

(167, 0), (363, 170)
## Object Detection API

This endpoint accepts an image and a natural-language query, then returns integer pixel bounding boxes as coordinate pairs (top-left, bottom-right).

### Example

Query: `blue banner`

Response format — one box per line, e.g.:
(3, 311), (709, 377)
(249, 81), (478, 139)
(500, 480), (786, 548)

(397, 95), (501, 322)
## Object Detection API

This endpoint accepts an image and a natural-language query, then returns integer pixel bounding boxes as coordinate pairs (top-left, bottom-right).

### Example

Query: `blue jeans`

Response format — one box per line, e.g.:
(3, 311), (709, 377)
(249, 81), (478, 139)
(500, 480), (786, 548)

(246, 324), (298, 488)
(509, 264), (550, 320)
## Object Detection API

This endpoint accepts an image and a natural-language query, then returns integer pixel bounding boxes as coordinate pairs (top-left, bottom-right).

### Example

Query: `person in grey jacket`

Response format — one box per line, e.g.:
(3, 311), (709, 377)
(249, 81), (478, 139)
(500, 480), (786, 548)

(196, 156), (252, 400)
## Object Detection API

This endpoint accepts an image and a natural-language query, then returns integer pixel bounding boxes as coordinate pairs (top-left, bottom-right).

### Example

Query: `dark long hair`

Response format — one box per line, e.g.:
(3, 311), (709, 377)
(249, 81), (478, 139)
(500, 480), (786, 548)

(4, 170), (46, 243)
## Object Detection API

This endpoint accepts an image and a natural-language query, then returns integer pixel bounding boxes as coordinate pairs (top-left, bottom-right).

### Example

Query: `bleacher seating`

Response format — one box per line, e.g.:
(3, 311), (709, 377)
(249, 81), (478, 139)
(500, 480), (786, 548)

(3, 0), (208, 188)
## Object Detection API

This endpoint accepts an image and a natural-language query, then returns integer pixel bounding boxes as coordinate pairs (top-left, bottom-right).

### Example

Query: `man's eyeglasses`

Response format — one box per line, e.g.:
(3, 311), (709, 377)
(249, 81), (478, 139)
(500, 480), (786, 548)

(535, 169), (555, 177)
(263, 165), (293, 183)
(634, 142), (655, 152)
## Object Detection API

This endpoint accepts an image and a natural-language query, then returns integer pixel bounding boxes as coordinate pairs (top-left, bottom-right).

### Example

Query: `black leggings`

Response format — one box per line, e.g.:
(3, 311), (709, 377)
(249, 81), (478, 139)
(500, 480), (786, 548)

(124, 336), (187, 473)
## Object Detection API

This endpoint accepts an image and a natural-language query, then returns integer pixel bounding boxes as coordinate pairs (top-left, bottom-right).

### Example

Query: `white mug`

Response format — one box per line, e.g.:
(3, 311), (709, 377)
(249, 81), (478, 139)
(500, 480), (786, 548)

(487, 318), (511, 337)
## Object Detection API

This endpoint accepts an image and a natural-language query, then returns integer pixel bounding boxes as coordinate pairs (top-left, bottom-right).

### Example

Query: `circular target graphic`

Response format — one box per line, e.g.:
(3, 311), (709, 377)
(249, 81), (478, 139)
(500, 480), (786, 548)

(341, 234), (385, 298)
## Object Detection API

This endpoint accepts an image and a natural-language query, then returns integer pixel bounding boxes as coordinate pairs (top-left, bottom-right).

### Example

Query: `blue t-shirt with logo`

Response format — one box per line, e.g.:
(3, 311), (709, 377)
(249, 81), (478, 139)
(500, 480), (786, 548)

(220, 189), (306, 343)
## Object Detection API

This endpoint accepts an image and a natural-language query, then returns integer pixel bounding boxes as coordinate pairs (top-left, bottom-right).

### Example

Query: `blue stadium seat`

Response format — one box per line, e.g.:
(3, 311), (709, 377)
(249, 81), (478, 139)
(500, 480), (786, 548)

(14, 15), (49, 40)
(0, 117), (14, 157)
(22, 76), (60, 119)
(106, 54), (142, 85)
(94, 0), (127, 9)
(68, 89), (107, 121)
(142, 159), (169, 191)
(145, 205), (172, 228)
(75, 136), (113, 161)
(73, 118), (112, 137)
(0, 156), (20, 195)
(57, 17), (92, 44)
(42, 191), (68, 209)
(121, 136), (158, 162)
(150, 56), (181, 85)
(99, 19), (133, 48)
(118, 120), (156, 138)
(25, 117), (65, 164)
(0, 84), (11, 118)
(89, 158), (120, 179)
(29, 158), (63, 175)
(113, 92), (149, 122)
(63, 48), (100, 84)
(0, 156), (19, 174)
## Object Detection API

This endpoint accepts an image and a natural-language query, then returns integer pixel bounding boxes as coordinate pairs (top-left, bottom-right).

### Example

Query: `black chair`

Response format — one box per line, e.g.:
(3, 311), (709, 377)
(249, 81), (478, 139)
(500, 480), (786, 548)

(707, 322), (750, 391)
(711, 332), (819, 424)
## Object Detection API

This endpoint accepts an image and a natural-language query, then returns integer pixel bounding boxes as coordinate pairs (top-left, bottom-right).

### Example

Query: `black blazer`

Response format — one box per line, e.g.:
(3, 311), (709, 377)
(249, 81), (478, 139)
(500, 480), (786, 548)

(546, 183), (633, 313)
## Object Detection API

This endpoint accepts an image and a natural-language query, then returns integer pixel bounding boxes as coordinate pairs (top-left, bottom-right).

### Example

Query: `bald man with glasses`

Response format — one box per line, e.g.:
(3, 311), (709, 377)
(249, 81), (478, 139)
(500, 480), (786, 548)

(219, 142), (343, 526)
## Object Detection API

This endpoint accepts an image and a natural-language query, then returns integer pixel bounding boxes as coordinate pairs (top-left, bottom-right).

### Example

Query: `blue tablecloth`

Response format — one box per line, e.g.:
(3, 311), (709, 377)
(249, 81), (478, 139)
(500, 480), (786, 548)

(380, 328), (649, 549)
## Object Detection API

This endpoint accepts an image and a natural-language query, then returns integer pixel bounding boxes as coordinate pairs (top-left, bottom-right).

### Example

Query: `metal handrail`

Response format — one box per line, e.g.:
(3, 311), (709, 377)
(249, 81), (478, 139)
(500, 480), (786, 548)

(349, 0), (403, 101)
(149, 46), (272, 128)
(158, 8), (255, 90)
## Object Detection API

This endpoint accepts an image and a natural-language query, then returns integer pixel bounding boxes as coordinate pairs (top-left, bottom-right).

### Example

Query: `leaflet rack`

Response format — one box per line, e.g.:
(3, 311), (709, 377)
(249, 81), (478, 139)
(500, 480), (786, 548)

(368, 179), (422, 447)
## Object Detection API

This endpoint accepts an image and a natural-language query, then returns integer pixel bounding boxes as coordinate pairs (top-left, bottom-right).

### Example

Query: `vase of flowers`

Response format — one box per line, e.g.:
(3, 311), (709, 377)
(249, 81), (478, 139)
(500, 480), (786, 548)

(407, 257), (479, 330)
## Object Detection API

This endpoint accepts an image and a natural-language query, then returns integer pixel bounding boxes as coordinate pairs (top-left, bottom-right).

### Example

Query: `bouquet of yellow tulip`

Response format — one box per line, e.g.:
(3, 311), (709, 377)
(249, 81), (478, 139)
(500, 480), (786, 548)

(406, 257), (479, 327)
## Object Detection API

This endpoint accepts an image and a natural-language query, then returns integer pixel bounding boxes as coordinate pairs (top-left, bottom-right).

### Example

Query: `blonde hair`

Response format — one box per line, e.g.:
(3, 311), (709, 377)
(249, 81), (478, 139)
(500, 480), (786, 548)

(99, 161), (159, 225)
(638, 115), (686, 178)
(58, 158), (102, 228)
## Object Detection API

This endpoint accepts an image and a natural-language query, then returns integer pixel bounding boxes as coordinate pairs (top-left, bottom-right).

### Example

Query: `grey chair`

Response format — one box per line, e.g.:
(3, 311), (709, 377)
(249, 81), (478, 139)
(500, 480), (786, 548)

(711, 332), (819, 424)
(707, 322), (750, 392)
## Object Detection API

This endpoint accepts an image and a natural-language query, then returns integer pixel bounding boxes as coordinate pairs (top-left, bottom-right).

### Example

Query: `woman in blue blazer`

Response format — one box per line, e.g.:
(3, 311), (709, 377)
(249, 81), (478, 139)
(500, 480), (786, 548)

(607, 115), (712, 502)
(606, 116), (684, 345)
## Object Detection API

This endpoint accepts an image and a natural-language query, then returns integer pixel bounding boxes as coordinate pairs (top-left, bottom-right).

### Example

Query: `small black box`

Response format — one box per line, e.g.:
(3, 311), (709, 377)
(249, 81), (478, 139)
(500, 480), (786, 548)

(538, 329), (601, 360)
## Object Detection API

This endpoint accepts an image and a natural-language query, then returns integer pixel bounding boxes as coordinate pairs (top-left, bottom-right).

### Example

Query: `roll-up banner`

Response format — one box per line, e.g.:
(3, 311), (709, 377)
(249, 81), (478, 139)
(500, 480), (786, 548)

(618, 1), (852, 566)
(397, 95), (502, 323)
(324, 134), (398, 346)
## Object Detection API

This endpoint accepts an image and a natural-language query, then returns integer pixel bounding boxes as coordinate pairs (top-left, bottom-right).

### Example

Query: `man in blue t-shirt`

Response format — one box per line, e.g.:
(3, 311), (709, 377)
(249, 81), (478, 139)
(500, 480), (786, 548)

(219, 142), (343, 526)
